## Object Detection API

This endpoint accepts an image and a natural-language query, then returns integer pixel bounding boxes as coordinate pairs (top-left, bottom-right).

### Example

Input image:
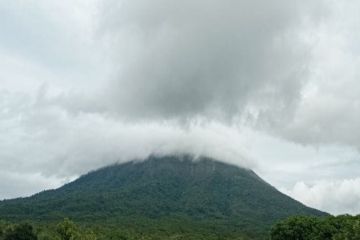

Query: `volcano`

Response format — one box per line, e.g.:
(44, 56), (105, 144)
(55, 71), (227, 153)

(0, 155), (327, 238)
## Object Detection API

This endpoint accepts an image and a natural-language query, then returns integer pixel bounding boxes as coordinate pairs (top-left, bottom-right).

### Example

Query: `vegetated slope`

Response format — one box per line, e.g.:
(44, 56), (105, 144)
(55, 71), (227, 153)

(0, 155), (327, 238)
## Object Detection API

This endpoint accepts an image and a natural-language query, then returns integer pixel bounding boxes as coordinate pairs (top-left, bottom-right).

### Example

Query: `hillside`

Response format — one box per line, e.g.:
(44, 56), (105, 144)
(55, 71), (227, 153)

(0, 155), (327, 238)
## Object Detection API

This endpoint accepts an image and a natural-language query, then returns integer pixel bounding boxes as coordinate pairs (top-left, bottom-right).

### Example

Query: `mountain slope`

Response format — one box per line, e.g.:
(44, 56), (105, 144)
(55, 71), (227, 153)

(0, 155), (327, 237)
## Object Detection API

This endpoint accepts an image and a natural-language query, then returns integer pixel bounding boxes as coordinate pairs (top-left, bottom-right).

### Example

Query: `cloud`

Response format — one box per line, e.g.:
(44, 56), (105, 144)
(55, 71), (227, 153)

(1, 0), (360, 216)
(0, 170), (65, 200)
(263, 0), (360, 151)
(283, 179), (360, 215)
(0, 0), (108, 95)
(0, 89), (253, 183)
(98, 0), (323, 121)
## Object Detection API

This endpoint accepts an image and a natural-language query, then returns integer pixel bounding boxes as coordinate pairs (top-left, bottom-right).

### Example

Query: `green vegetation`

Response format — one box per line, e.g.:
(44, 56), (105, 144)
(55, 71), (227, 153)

(270, 215), (360, 240)
(0, 219), (96, 240)
(1, 215), (360, 239)
(0, 222), (37, 240)
(0, 218), (254, 240)
(0, 155), (328, 239)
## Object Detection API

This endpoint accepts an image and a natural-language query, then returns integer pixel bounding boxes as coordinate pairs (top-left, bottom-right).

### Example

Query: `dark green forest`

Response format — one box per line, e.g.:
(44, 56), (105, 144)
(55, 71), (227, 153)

(1, 215), (360, 240)
(0, 218), (254, 240)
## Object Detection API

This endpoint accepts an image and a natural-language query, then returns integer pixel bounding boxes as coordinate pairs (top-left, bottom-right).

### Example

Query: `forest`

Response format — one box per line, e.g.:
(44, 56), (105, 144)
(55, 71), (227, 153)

(1, 215), (360, 240)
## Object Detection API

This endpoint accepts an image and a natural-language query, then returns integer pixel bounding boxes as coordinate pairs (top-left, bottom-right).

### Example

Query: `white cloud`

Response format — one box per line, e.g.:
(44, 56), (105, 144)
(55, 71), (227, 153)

(0, 170), (67, 200)
(283, 179), (360, 215)
(0, 90), (253, 185)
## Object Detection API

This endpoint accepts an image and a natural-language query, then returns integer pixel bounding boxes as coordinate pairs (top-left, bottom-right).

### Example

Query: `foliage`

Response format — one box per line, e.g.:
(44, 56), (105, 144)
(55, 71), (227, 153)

(1, 215), (360, 240)
(270, 215), (360, 240)
(0, 218), (255, 240)
(56, 218), (81, 240)
(2, 223), (37, 240)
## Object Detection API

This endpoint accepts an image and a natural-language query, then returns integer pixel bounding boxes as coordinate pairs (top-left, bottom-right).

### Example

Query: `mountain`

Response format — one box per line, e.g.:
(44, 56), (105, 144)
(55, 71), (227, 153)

(0, 155), (327, 238)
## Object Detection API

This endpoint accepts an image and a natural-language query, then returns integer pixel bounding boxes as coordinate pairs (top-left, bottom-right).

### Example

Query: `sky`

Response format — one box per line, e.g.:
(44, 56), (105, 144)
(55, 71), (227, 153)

(0, 0), (360, 215)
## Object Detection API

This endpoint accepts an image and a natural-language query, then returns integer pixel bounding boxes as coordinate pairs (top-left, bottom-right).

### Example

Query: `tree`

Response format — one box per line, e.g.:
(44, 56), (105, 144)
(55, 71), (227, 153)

(3, 223), (37, 240)
(56, 218), (97, 240)
(270, 216), (320, 240)
(56, 219), (81, 240)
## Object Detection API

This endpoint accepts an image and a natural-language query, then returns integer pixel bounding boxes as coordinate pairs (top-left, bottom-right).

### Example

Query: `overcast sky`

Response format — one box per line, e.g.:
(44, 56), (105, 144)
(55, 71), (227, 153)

(1, 0), (360, 215)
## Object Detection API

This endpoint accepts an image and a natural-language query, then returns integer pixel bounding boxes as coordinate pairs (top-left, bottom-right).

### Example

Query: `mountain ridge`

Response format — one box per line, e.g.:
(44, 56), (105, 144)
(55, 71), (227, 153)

(0, 154), (328, 237)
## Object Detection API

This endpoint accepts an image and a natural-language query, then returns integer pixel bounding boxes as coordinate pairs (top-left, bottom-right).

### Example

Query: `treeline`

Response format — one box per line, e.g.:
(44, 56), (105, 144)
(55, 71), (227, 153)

(2, 215), (360, 240)
(0, 218), (98, 240)
(0, 218), (253, 240)
(270, 215), (360, 240)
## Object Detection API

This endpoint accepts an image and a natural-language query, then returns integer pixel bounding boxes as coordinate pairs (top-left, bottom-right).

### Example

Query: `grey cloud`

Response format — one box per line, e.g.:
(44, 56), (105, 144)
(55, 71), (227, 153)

(264, 0), (360, 151)
(99, 0), (323, 121)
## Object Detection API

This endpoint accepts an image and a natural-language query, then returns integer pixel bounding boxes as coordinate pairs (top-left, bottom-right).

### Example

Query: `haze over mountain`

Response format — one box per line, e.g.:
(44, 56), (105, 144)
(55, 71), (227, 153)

(0, 155), (327, 237)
